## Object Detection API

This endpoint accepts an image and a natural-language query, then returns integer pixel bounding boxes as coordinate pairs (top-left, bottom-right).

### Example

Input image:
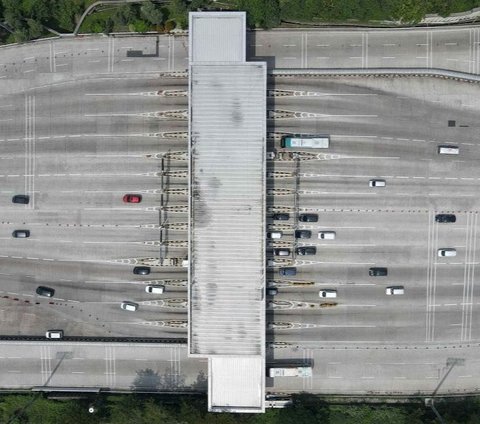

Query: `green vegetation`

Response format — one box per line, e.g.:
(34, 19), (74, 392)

(0, 0), (212, 44)
(2, 393), (480, 423)
(234, 0), (480, 27)
(0, 0), (480, 43)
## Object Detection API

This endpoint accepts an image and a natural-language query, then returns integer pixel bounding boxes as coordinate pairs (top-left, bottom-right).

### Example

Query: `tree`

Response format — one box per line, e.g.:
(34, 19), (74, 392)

(113, 4), (138, 26)
(141, 0), (163, 25)
(168, 0), (188, 28)
(54, 0), (83, 31)
(238, 0), (281, 29)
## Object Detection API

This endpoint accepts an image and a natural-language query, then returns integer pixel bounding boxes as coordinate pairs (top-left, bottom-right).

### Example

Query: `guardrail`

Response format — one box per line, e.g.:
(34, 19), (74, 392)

(0, 335), (187, 343)
(270, 68), (480, 83)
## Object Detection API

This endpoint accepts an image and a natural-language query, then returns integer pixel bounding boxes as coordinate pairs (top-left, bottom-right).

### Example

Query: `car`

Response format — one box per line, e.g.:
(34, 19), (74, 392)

(319, 289), (337, 298)
(267, 287), (278, 296)
(435, 214), (456, 223)
(274, 248), (290, 256)
(36, 286), (55, 297)
(369, 179), (386, 187)
(45, 330), (63, 339)
(295, 230), (311, 239)
(123, 194), (142, 203)
(133, 266), (151, 275)
(12, 230), (30, 238)
(145, 285), (165, 294)
(369, 267), (388, 277)
(12, 195), (29, 204)
(296, 246), (316, 256)
(267, 231), (282, 239)
(121, 301), (139, 312)
(385, 286), (405, 295)
(438, 248), (456, 257)
(318, 231), (336, 240)
(279, 267), (297, 276)
(272, 213), (289, 221)
(298, 214), (318, 222)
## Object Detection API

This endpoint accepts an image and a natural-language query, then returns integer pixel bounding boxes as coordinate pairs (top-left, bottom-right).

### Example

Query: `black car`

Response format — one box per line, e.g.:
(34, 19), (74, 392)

(12, 230), (30, 238)
(12, 195), (30, 204)
(279, 267), (297, 276)
(295, 230), (312, 239)
(272, 213), (289, 221)
(36, 286), (55, 297)
(267, 287), (278, 296)
(133, 266), (151, 275)
(296, 246), (317, 256)
(369, 267), (388, 277)
(298, 214), (318, 223)
(435, 214), (456, 223)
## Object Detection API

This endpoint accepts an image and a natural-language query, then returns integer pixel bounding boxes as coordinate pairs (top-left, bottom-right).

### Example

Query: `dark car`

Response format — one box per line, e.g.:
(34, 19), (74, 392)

(123, 194), (142, 203)
(369, 267), (388, 277)
(435, 214), (456, 223)
(267, 287), (278, 296)
(296, 246), (317, 256)
(299, 214), (318, 223)
(272, 213), (289, 221)
(36, 286), (55, 297)
(295, 230), (312, 239)
(133, 266), (151, 275)
(279, 267), (297, 276)
(12, 195), (30, 204)
(12, 230), (30, 238)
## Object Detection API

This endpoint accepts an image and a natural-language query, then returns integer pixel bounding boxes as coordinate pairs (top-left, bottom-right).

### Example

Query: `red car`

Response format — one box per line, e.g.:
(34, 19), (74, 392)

(123, 194), (142, 203)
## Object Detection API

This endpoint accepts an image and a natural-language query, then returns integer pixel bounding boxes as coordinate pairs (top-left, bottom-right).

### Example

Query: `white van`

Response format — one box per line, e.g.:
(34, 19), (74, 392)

(145, 285), (165, 294)
(385, 286), (405, 295)
(318, 231), (336, 240)
(319, 289), (337, 298)
(369, 179), (386, 187)
(438, 145), (459, 155)
(45, 330), (63, 339)
(438, 248), (456, 257)
(121, 301), (139, 312)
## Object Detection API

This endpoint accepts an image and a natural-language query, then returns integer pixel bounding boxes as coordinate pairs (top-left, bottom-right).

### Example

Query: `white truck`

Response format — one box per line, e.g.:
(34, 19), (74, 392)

(268, 366), (313, 378)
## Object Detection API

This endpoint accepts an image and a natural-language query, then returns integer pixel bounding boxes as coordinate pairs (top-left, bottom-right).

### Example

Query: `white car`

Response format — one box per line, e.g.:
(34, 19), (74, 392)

(438, 248), (456, 257)
(385, 286), (405, 295)
(319, 289), (337, 298)
(45, 330), (63, 339)
(145, 285), (165, 294)
(267, 231), (282, 239)
(318, 231), (336, 240)
(121, 301), (139, 312)
(369, 179), (386, 187)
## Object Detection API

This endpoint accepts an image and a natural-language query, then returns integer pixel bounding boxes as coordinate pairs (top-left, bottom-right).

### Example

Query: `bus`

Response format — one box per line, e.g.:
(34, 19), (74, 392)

(268, 366), (313, 378)
(281, 135), (330, 149)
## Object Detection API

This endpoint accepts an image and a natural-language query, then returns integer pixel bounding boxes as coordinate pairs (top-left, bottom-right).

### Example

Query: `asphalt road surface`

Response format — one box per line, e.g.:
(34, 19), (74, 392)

(1, 28), (480, 396)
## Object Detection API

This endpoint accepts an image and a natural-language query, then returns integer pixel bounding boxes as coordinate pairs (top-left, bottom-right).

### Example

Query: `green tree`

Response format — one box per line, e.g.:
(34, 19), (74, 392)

(392, 0), (429, 22)
(54, 0), (83, 31)
(27, 18), (43, 38)
(168, 0), (188, 28)
(141, 0), (163, 25)
(131, 19), (150, 32)
(239, 0), (281, 28)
